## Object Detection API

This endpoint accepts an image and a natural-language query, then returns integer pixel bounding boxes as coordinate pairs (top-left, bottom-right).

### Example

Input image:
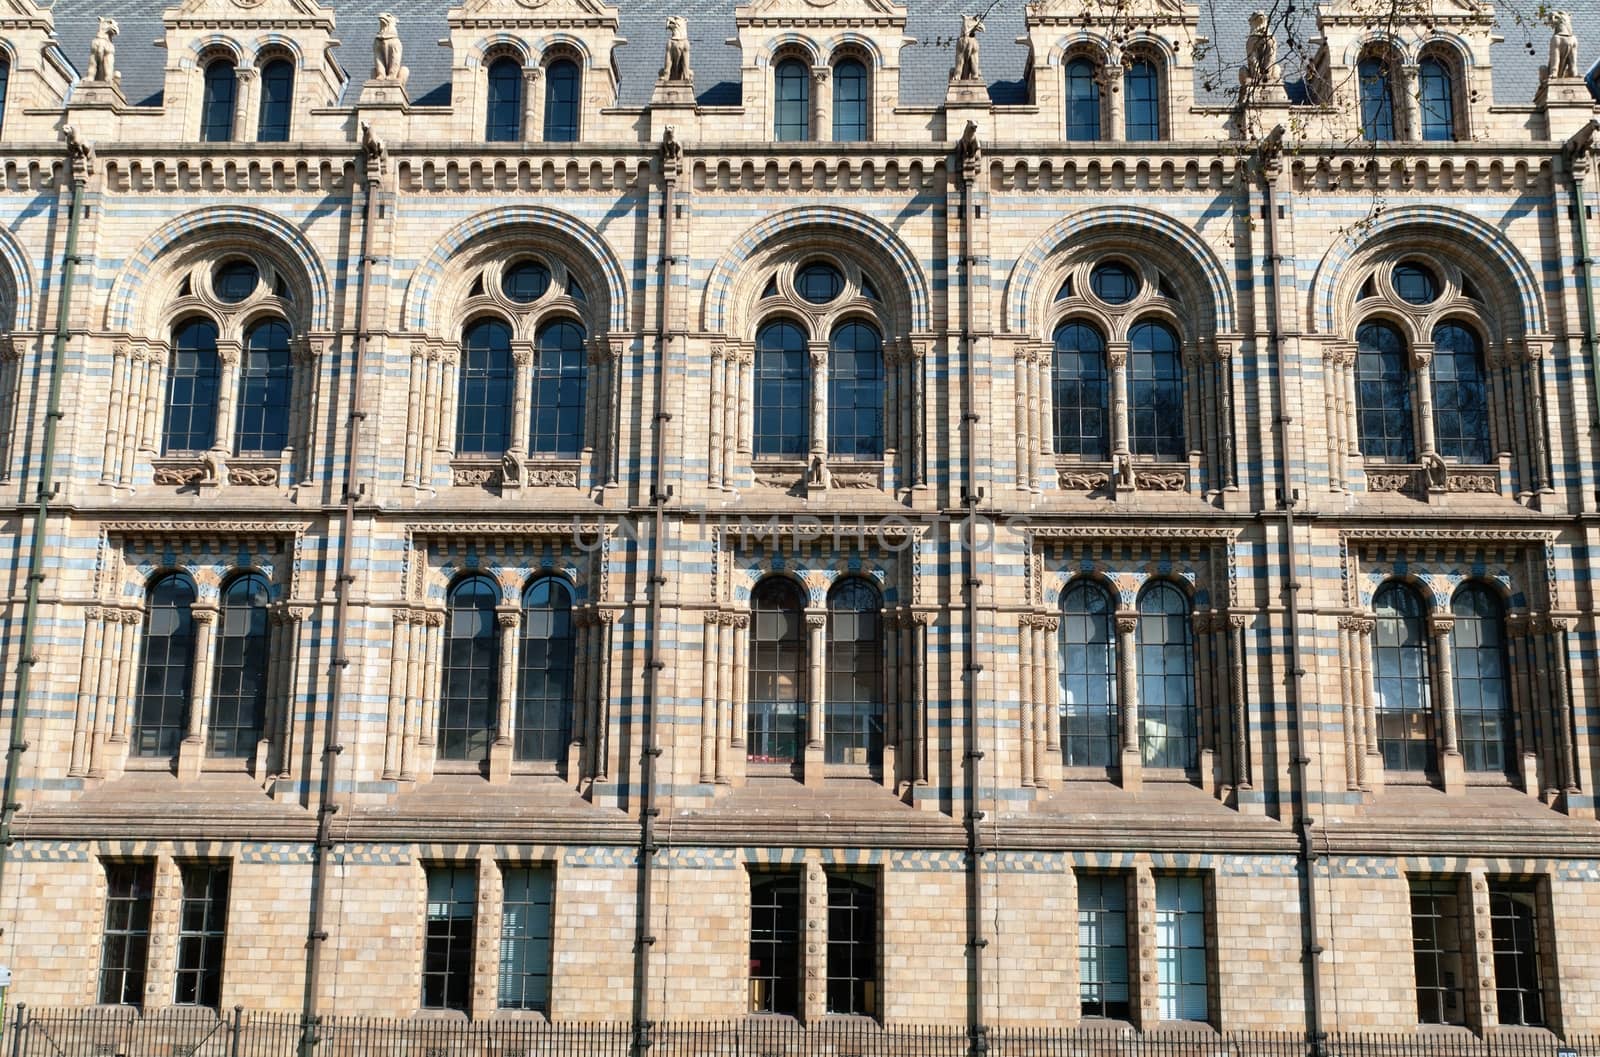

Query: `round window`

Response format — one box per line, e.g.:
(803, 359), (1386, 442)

(213, 259), (260, 303)
(796, 262), (845, 304)
(1089, 261), (1140, 305)
(1393, 261), (1440, 306)
(503, 260), (553, 303)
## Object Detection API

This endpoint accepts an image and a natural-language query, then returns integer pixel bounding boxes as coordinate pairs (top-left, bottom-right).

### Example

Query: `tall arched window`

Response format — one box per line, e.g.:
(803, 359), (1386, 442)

(833, 59), (868, 141)
(828, 322), (883, 460)
(825, 579), (882, 766)
(1451, 584), (1512, 775)
(458, 319), (514, 455)
(1418, 56), (1455, 142)
(133, 574), (197, 757)
(235, 320), (292, 455)
(1124, 58), (1160, 141)
(1358, 56), (1397, 141)
(517, 578), (574, 762)
(0, 56), (11, 138)
(1431, 322), (1490, 464)
(531, 320), (587, 457)
(1060, 581), (1117, 767)
(1065, 57), (1101, 140)
(754, 321), (809, 458)
(210, 572), (270, 757)
(1374, 582), (1433, 773)
(486, 56), (523, 142)
(256, 59), (293, 142)
(1137, 583), (1194, 768)
(164, 319), (222, 454)
(1129, 321), (1184, 460)
(544, 59), (580, 142)
(749, 578), (806, 763)
(774, 59), (810, 142)
(1052, 322), (1109, 460)
(200, 60), (237, 142)
(440, 576), (499, 761)
(1356, 321), (1415, 461)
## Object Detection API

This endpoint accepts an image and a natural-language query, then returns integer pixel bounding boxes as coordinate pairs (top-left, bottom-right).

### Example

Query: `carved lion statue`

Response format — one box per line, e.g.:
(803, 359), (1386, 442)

(1547, 11), (1578, 81)
(951, 14), (983, 82)
(89, 17), (119, 84)
(660, 16), (692, 83)
(372, 12), (409, 84)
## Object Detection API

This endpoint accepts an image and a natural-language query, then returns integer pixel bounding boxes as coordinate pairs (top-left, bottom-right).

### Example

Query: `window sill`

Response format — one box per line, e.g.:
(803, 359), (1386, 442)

(123, 756), (176, 772)
(200, 757), (252, 773)
(747, 760), (801, 780)
(432, 759), (487, 775)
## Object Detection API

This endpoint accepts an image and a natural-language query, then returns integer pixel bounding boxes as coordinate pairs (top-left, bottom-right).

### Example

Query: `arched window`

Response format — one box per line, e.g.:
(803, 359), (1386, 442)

(530, 320), (587, 457)
(833, 59), (868, 141)
(1060, 581), (1117, 767)
(1358, 55), (1397, 141)
(1451, 584), (1512, 775)
(1124, 58), (1160, 141)
(440, 576), (499, 761)
(486, 56), (523, 142)
(544, 59), (580, 142)
(1418, 56), (1455, 142)
(754, 321), (809, 458)
(517, 578), (574, 762)
(774, 59), (810, 142)
(458, 319), (514, 456)
(1052, 322), (1109, 460)
(828, 322), (883, 460)
(1129, 321), (1184, 460)
(1065, 57), (1101, 141)
(164, 318), (222, 454)
(256, 59), (293, 142)
(1431, 322), (1490, 464)
(210, 572), (270, 757)
(0, 56), (11, 138)
(200, 60), (237, 142)
(1374, 582), (1433, 773)
(825, 579), (882, 766)
(133, 574), (197, 757)
(235, 320), (292, 455)
(1356, 321), (1415, 461)
(1137, 583), (1194, 768)
(749, 578), (806, 763)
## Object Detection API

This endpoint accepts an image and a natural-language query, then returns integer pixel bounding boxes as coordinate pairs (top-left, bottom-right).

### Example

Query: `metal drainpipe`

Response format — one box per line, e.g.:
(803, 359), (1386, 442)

(1565, 122), (1600, 445)
(0, 143), (86, 903)
(1256, 131), (1325, 1053)
(299, 147), (380, 1055)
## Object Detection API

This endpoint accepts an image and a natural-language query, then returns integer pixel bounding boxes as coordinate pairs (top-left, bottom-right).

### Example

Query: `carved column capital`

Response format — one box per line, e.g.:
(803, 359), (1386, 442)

(1427, 615), (1455, 639)
(1114, 612), (1139, 635)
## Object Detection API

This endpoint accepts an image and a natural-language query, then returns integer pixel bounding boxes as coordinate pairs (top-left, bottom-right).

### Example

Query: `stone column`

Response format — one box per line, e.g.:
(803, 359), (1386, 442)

(1521, 343), (1552, 492)
(102, 343), (131, 484)
(524, 65), (544, 142)
(1412, 343), (1438, 461)
(804, 611), (827, 786)
(809, 341), (829, 463)
(1013, 346), (1033, 491)
(437, 343), (461, 458)
(882, 612), (899, 788)
(811, 66), (831, 141)
(1353, 615), (1381, 789)
(70, 609), (106, 777)
(1115, 610), (1141, 790)
(700, 611), (721, 784)
(730, 613), (749, 785)
(292, 337), (323, 486)
(1228, 615), (1250, 792)
(709, 346), (727, 489)
(1337, 616), (1362, 790)
(1100, 64), (1125, 143)
(1431, 614), (1465, 794)
(233, 66), (258, 142)
(1018, 615), (1037, 788)
(1464, 872), (1498, 1032)
(489, 608), (520, 784)
(1399, 64), (1421, 141)
(1107, 342), (1131, 461)
(1034, 615), (1059, 788)
(273, 606), (307, 780)
(1545, 616), (1579, 795)
(802, 855), (828, 1021)
(717, 616), (736, 785)
(417, 610), (445, 782)
(506, 343), (534, 488)
(910, 341), (928, 487)
(177, 607), (218, 780)
(212, 340), (242, 458)
(1503, 614), (1539, 796)
(728, 346), (750, 486)
(1132, 865), (1159, 1030)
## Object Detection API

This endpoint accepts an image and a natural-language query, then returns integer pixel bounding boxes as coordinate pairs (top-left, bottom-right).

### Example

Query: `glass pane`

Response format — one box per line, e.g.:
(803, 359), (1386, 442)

(486, 57), (523, 142)
(544, 60), (580, 143)
(774, 60), (810, 142)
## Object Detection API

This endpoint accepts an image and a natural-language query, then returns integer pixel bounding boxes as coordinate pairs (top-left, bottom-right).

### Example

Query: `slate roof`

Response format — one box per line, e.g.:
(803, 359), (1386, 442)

(37, 0), (1600, 117)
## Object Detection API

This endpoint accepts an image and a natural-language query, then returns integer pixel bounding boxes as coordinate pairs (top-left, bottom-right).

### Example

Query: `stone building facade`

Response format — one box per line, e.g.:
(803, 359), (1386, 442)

(0, 0), (1596, 1036)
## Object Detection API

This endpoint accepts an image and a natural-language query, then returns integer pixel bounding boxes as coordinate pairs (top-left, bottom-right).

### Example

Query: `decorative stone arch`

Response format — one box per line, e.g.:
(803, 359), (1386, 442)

(738, 562), (826, 609)
(186, 35), (249, 67)
(247, 33), (306, 67)
(528, 33), (596, 68)
(465, 34), (534, 68)
(756, 33), (822, 68)
(1044, 31), (1114, 69)
(1343, 31), (1407, 68)
(0, 222), (34, 332)
(818, 31), (884, 68)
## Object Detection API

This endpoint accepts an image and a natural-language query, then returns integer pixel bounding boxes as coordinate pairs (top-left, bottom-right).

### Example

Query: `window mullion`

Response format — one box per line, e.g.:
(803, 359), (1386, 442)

(178, 607), (219, 779)
(1107, 342), (1131, 462)
(1412, 342), (1439, 463)
(809, 340), (829, 463)
(1114, 610), (1140, 789)
(1100, 63), (1125, 143)
(805, 610), (826, 765)
(524, 65), (542, 143)
(509, 341), (534, 463)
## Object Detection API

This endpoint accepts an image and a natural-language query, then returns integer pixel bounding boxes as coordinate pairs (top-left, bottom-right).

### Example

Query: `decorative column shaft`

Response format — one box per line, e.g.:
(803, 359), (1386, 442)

(496, 609), (520, 745)
(1018, 617), (1036, 787)
(700, 611), (720, 783)
(186, 608), (219, 745)
(1108, 343), (1131, 458)
(806, 612), (826, 747)
(1115, 611), (1140, 789)
(1412, 344), (1438, 459)
(808, 342), (829, 460)
(70, 609), (106, 776)
(212, 341), (242, 457)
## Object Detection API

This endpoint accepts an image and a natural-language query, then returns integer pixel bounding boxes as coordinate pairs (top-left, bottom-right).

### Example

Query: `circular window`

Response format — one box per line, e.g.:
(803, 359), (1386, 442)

(1089, 261), (1140, 305)
(1393, 261), (1440, 306)
(796, 262), (845, 304)
(213, 259), (260, 303)
(503, 260), (552, 303)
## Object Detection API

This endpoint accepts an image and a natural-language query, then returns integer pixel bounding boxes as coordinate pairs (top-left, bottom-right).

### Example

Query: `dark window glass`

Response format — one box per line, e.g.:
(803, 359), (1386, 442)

(1061, 582), (1117, 768)
(826, 876), (876, 1016)
(134, 574), (197, 758)
(775, 59), (810, 142)
(1393, 262), (1439, 305)
(499, 867), (553, 1011)
(1411, 879), (1466, 1024)
(826, 579), (882, 766)
(209, 573), (270, 758)
(797, 262), (844, 304)
(517, 578), (573, 762)
(748, 578), (805, 763)
(531, 320), (587, 457)
(423, 866), (477, 1012)
(1490, 883), (1545, 1027)
(1124, 58), (1160, 141)
(1419, 57), (1455, 142)
(1359, 57), (1396, 141)
(1451, 584), (1512, 775)
(235, 319), (292, 455)
(214, 259), (258, 303)
(1356, 321), (1415, 462)
(1155, 875), (1208, 1022)
(503, 260), (551, 303)
(1432, 322), (1491, 464)
(1053, 323), (1109, 461)
(544, 59), (580, 142)
(457, 319), (514, 455)
(833, 59), (868, 141)
(1078, 874), (1130, 1019)
(164, 318), (221, 454)
(98, 862), (154, 1006)
(256, 59), (293, 142)
(828, 322), (883, 460)
(754, 321), (809, 458)
(1129, 321), (1184, 460)
(1375, 582), (1434, 773)
(0, 59), (10, 139)
(1137, 583), (1194, 769)
(200, 61), (236, 142)
(174, 864), (229, 1008)
(750, 874), (802, 1015)
(439, 576), (498, 762)
(486, 57), (523, 142)
(1066, 57), (1101, 141)
(1090, 262), (1139, 305)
